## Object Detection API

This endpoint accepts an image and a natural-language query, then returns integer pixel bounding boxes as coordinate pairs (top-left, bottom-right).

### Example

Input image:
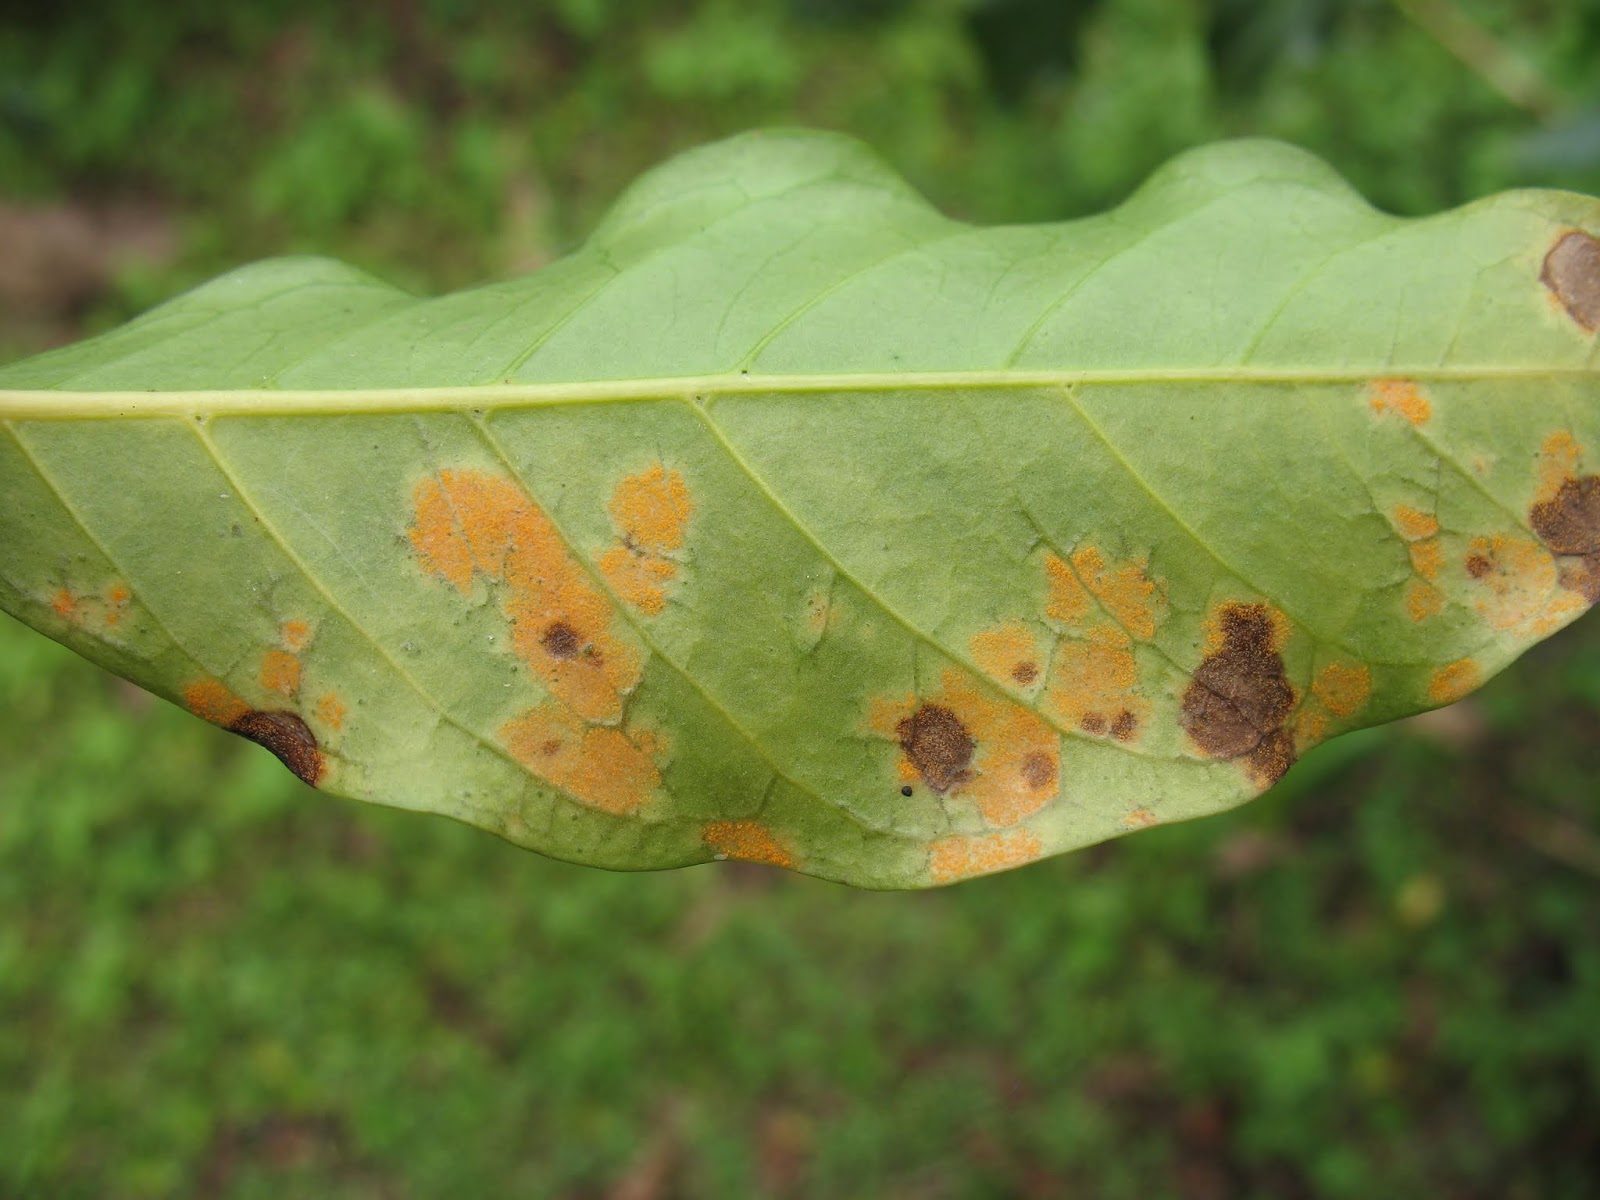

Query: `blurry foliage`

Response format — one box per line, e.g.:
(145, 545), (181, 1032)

(2, 0), (1599, 1196)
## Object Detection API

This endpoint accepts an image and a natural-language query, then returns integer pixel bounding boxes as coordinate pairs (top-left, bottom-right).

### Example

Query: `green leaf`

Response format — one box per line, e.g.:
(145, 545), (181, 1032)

(2, 131), (1597, 888)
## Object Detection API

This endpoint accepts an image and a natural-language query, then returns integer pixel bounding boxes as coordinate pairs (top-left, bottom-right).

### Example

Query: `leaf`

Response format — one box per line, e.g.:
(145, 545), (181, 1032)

(2, 131), (1597, 888)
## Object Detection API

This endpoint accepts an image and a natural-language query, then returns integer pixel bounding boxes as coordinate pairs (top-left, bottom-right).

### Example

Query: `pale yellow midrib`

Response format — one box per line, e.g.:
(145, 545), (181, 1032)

(0, 363), (1594, 419)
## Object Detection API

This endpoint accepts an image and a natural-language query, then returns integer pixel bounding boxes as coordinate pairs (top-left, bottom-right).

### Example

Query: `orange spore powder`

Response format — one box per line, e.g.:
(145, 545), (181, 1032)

(596, 546), (676, 617)
(609, 464), (693, 554)
(597, 464), (694, 616)
(929, 830), (1043, 883)
(281, 619), (312, 651)
(1538, 431), (1582, 499)
(1044, 554), (1092, 624)
(970, 621), (1043, 689)
(1427, 659), (1480, 705)
(1392, 506), (1440, 541)
(1312, 662), (1371, 718)
(1406, 580), (1444, 622)
(501, 705), (662, 815)
(1464, 534), (1558, 633)
(702, 820), (795, 869)
(1409, 539), (1443, 581)
(50, 589), (77, 619)
(1122, 808), (1159, 830)
(870, 668), (1060, 828)
(1069, 546), (1160, 640)
(1043, 624), (1147, 739)
(183, 679), (249, 727)
(409, 469), (643, 722)
(1368, 379), (1431, 426)
(315, 692), (347, 732)
(260, 649), (302, 697)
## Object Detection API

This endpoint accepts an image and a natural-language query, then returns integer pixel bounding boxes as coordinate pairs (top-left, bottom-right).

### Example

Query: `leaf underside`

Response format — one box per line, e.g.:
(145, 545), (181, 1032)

(2, 131), (1598, 888)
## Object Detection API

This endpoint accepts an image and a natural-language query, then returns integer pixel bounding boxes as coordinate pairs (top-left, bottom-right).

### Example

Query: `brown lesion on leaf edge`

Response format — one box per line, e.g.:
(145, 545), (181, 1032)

(1541, 230), (1600, 333)
(229, 710), (324, 788)
(1530, 473), (1600, 603)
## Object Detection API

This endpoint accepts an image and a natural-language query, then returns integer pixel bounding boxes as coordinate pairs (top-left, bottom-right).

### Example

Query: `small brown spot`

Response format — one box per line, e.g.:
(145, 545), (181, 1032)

(1020, 751), (1055, 791)
(1542, 230), (1600, 332)
(1079, 712), (1107, 735)
(1109, 710), (1138, 742)
(229, 710), (323, 787)
(1465, 554), (1492, 579)
(541, 739), (562, 757)
(1181, 603), (1296, 781)
(1530, 475), (1600, 602)
(897, 704), (975, 793)
(1011, 661), (1039, 685)
(540, 621), (584, 659)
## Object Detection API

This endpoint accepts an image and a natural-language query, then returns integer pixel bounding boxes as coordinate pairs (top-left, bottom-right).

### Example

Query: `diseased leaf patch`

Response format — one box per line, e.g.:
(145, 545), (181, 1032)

(0, 131), (1596, 886)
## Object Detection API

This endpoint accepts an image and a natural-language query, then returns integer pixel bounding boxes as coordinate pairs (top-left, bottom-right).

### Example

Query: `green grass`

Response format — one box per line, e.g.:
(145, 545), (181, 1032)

(3, 1), (1600, 1194)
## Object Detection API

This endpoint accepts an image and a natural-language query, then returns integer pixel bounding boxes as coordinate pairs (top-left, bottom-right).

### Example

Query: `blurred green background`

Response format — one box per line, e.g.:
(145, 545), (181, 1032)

(3, 0), (1600, 1195)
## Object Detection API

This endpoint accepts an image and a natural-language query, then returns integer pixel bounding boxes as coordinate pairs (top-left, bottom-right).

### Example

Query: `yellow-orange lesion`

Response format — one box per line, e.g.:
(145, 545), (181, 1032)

(870, 668), (1059, 828)
(597, 463), (696, 617)
(408, 467), (668, 815)
(928, 830), (1043, 883)
(702, 820), (795, 869)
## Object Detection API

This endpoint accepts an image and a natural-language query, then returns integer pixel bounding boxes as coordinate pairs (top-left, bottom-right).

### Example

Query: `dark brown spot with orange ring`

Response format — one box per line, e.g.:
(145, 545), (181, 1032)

(896, 703), (974, 793)
(540, 621), (583, 659)
(228, 710), (323, 787)
(1011, 661), (1039, 686)
(1079, 713), (1107, 735)
(1020, 751), (1055, 791)
(1530, 474), (1600, 602)
(1465, 554), (1492, 579)
(1543, 231), (1600, 332)
(1181, 603), (1296, 785)
(1110, 710), (1139, 742)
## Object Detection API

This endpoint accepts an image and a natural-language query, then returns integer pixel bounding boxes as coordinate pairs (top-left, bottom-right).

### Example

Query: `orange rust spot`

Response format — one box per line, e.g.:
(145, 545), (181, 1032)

(872, 669), (1060, 828)
(597, 464), (694, 616)
(1043, 624), (1148, 742)
(1409, 539), (1443, 581)
(1541, 230), (1600, 332)
(597, 545), (676, 617)
(107, 584), (130, 605)
(970, 621), (1043, 691)
(1368, 379), (1431, 426)
(1295, 709), (1330, 751)
(1122, 808), (1159, 830)
(50, 588), (77, 619)
(929, 830), (1043, 883)
(1069, 546), (1161, 640)
(610, 464), (693, 554)
(315, 692), (346, 732)
(183, 679), (250, 727)
(1538, 431), (1583, 499)
(1463, 534), (1558, 631)
(702, 820), (795, 869)
(1044, 554), (1092, 625)
(1428, 659), (1481, 705)
(1393, 506), (1440, 542)
(501, 705), (662, 815)
(281, 619), (312, 651)
(1312, 662), (1372, 718)
(1407, 580), (1444, 622)
(409, 470), (642, 723)
(260, 649), (301, 697)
